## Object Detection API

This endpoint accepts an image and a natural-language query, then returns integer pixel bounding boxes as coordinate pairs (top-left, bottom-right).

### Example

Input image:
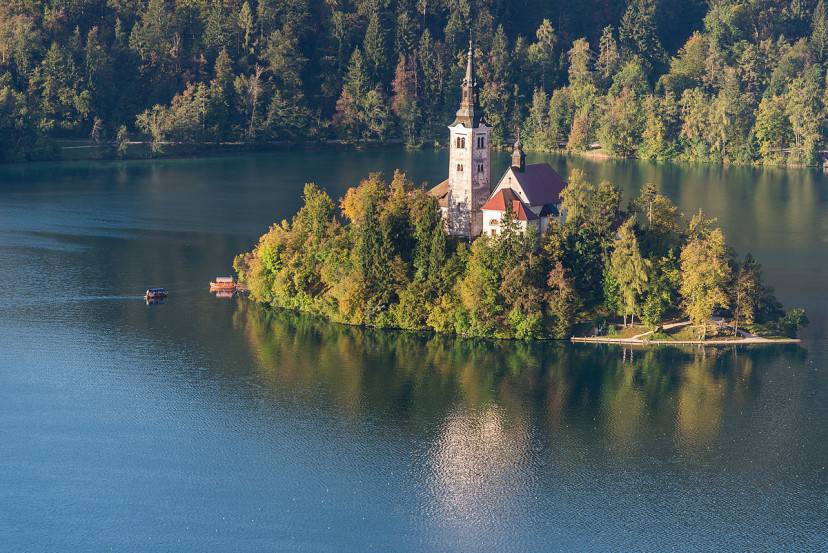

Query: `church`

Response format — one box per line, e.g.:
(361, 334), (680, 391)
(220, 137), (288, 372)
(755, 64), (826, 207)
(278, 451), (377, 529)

(428, 43), (568, 238)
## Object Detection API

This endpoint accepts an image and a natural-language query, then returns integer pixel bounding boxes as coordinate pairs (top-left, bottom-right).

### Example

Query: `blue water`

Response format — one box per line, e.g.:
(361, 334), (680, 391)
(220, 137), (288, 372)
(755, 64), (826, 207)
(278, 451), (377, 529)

(1, 151), (826, 551)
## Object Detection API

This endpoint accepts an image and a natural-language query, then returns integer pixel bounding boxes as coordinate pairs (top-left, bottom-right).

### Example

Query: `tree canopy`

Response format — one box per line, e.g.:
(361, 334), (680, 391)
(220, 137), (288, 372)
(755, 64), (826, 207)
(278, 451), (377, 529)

(235, 169), (804, 341)
(3, 0), (828, 166)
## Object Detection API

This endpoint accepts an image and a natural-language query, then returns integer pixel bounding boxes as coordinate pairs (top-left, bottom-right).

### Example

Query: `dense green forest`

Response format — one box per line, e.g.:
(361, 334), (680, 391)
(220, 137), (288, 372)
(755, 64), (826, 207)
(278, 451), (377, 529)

(233, 170), (808, 340)
(3, 0), (828, 165)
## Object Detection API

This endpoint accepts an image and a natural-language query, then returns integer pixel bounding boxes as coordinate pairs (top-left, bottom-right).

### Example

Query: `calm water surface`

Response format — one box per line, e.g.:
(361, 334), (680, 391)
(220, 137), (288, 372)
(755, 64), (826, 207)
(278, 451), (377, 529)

(1, 150), (826, 552)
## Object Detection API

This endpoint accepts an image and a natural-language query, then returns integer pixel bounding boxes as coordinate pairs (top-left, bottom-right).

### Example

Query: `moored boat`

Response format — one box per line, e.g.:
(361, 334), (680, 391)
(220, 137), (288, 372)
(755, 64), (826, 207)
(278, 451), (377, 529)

(209, 277), (236, 292)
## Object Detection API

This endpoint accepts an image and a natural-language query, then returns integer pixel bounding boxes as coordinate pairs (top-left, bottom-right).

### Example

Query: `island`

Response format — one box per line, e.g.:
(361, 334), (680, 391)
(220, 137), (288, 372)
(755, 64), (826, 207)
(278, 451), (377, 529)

(234, 54), (807, 344)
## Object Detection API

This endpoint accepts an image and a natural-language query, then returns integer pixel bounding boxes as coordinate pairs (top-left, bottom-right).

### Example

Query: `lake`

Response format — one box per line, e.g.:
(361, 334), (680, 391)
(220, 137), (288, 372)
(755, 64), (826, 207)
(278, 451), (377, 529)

(1, 149), (826, 552)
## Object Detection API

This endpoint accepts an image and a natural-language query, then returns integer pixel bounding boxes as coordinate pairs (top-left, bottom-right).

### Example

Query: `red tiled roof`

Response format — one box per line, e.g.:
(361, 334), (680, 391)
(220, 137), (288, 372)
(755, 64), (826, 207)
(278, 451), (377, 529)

(482, 187), (516, 211)
(509, 163), (567, 206)
(511, 199), (538, 221)
(482, 189), (538, 221)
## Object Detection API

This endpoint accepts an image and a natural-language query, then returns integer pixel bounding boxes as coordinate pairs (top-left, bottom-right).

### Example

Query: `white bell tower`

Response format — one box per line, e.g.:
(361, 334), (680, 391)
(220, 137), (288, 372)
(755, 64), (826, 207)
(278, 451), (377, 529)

(447, 42), (491, 238)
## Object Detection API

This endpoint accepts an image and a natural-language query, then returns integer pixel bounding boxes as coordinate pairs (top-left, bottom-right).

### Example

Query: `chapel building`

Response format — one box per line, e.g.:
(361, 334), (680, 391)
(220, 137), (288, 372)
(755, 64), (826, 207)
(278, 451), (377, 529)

(428, 43), (567, 238)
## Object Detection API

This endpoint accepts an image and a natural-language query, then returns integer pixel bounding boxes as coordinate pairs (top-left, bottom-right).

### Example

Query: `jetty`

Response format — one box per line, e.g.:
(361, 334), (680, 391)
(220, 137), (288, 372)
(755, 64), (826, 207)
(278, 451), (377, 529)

(571, 320), (801, 346)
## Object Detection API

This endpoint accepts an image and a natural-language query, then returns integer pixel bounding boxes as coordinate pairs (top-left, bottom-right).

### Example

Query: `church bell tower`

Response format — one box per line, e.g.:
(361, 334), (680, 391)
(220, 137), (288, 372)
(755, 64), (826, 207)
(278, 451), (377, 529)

(447, 41), (491, 238)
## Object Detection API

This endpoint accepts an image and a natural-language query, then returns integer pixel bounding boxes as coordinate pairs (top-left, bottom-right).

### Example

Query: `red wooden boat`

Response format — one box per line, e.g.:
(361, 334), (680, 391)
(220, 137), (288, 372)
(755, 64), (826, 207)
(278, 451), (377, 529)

(209, 277), (236, 293)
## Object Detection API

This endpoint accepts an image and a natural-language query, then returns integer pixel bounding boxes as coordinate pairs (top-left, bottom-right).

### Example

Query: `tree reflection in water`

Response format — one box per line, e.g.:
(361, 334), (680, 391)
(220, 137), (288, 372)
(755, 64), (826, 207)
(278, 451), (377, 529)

(232, 301), (808, 533)
(234, 301), (804, 448)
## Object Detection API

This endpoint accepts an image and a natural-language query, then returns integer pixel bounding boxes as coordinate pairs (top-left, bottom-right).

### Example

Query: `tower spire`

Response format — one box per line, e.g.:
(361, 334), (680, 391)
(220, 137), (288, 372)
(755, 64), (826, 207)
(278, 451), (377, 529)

(511, 127), (526, 172)
(452, 39), (483, 127)
(465, 40), (474, 85)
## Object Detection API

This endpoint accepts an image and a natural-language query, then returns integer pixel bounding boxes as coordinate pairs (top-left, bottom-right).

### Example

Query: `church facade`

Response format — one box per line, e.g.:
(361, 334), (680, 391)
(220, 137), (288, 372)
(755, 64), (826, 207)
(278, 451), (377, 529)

(429, 43), (567, 239)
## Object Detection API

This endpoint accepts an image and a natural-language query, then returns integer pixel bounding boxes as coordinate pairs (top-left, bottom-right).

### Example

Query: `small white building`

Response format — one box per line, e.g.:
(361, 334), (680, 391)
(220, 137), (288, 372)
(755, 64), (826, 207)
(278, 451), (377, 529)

(481, 138), (567, 237)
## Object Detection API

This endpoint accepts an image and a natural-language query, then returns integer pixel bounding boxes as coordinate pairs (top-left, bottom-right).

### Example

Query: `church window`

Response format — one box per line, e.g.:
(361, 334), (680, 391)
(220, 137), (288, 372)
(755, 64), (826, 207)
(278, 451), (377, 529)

(457, 163), (463, 172)
(477, 163), (483, 173)
(456, 137), (466, 149)
(477, 136), (485, 149)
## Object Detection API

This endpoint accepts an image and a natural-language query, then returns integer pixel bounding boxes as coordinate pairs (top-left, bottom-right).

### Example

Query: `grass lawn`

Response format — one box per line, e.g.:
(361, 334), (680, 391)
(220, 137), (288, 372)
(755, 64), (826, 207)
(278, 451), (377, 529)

(667, 326), (701, 341)
(665, 325), (746, 341)
(609, 324), (649, 339)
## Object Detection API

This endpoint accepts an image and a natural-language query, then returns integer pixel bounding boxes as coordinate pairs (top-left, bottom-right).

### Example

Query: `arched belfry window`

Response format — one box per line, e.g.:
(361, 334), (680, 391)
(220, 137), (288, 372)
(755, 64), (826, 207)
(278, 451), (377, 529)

(461, 137), (466, 148)
(477, 136), (485, 149)
(457, 164), (464, 172)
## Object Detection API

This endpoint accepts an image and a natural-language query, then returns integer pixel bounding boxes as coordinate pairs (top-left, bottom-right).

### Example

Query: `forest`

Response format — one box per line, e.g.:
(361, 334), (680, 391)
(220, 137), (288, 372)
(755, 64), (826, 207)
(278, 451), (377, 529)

(3, 0), (828, 166)
(233, 170), (808, 341)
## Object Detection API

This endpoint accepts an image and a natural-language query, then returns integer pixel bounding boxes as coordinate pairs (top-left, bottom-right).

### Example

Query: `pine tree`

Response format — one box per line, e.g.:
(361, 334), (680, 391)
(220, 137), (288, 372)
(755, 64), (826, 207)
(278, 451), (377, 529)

(642, 250), (680, 329)
(524, 88), (552, 150)
(733, 254), (760, 336)
(812, 0), (828, 64)
(239, 2), (254, 56)
(417, 29), (442, 137)
(619, 0), (666, 76)
(548, 88), (574, 147)
(265, 27), (305, 93)
(363, 12), (389, 85)
(567, 38), (593, 88)
(481, 26), (512, 145)
(395, 7), (418, 56)
(546, 261), (575, 338)
(527, 19), (557, 90)
(30, 42), (90, 132)
(335, 49), (371, 140)
(266, 90), (310, 140)
(391, 55), (421, 146)
(597, 25), (620, 87)
(201, 0), (240, 59)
